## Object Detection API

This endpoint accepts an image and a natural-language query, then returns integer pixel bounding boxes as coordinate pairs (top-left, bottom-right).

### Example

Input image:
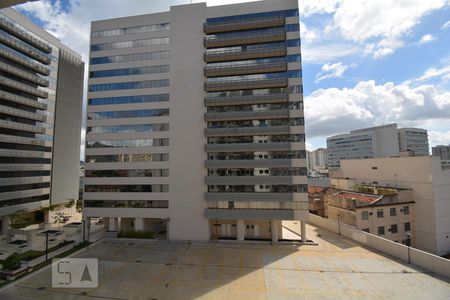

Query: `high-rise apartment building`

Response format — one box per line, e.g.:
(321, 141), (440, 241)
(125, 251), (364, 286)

(0, 8), (84, 233)
(398, 127), (429, 156)
(327, 124), (429, 169)
(84, 0), (308, 242)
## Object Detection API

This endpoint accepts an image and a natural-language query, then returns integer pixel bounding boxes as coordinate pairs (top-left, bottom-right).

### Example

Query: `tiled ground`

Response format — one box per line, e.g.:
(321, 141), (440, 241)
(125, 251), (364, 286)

(0, 224), (449, 299)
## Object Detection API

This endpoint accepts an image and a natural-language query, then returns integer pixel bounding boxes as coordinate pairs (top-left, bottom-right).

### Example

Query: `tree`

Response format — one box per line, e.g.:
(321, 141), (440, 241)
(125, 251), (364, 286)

(2, 253), (21, 271)
(65, 199), (76, 216)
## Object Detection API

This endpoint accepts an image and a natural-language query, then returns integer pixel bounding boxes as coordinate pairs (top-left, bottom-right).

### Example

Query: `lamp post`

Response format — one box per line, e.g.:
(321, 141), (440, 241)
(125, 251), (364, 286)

(406, 233), (411, 264)
(337, 213), (341, 235)
(45, 232), (49, 261)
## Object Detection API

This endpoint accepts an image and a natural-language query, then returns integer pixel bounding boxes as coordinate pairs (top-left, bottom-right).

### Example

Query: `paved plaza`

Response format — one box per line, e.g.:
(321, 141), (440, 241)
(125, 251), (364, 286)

(0, 224), (449, 300)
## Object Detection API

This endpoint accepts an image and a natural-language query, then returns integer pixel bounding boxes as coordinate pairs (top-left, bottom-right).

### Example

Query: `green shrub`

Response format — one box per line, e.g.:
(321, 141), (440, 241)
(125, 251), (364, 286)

(2, 253), (21, 271)
(117, 230), (154, 239)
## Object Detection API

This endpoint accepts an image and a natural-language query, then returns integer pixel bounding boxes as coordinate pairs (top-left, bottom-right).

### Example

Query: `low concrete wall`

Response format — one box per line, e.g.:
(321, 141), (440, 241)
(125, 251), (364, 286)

(21, 243), (75, 268)
(308, 214), (450, 279)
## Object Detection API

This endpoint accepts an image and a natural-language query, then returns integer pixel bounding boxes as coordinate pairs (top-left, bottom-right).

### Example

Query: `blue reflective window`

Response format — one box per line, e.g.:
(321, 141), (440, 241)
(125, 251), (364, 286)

(286, 54), (301, 62)
(90, 51), (170, 65)
(91, 37), (169, 51)
(87, 123), (169, 134)
(285, 24), (299, 32)
(286, 39), (301, 47)
(86, 139), (169, 148)
(88, 94), (169, 105)
(92, 23), (169, 38)
(89, 79), (169, 92)
(206, 9), (299, 23)
(89, 65), (169, 78)
(287, 70), (302, 78)
(88, 108), (169, 120)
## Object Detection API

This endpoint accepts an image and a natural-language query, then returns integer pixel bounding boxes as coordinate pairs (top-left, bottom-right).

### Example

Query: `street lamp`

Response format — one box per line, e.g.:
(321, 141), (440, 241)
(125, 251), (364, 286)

(337, 213), (341, 235)
(406, 233), (411, 264)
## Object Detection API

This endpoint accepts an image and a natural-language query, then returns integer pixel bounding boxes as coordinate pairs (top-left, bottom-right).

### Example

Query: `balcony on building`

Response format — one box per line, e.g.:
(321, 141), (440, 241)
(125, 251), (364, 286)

(204, 29), (286, 48)
(0, 17), (52, 53)
(205, 92), (288, 106)
(205, 109), (289, 122)
(204, 46), (286, 63)
(205, 125), (289, 137)
(0, 75), (48, 98)
(204, 16), (285, 34)
(0, 90), (47, 110)
(0, 31), (51, 65)
(0, 61), (49, 87)
(205, 142), (291, 153)
(205, 158), (291, 168)
(0, 47), (50, 75)
(204, 61), (287, 77)
(204, 77), (288, 92)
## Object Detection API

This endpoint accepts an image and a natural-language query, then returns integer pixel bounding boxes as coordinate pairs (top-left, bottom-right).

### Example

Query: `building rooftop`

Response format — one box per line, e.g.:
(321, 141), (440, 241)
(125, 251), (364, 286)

(1, 223), (448, 299)
(308, 186), (327, 194)
(334, 191), (381, 204)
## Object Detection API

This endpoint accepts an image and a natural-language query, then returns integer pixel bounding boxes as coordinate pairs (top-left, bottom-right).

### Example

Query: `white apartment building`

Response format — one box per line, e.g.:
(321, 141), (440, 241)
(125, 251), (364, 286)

(339, 156), (450, 256)
(84, 0), (308, 242)
(327, 123), (429, 169)
(0, 8), (84, 234)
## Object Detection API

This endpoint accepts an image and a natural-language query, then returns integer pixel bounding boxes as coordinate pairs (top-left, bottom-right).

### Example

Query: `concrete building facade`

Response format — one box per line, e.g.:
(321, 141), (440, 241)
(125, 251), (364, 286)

(326, 179), (414, 245)
(84, 0), (308, 242)
(398, 127), (429, 156)
(339, 156), (450, 256)
(0, 8), (84, 233)
(327, 123), (429, 169)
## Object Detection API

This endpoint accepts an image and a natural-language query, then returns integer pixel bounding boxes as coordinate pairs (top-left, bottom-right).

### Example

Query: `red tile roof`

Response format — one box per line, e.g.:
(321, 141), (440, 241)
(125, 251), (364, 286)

(334, 192), (380, 204)
(308, 186), (326, 194)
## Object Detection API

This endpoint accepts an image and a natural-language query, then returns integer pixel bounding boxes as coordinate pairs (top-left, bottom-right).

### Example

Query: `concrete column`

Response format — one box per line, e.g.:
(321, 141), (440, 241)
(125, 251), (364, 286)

(1, 216), (10, 236)
(301, 221), (306, 242)
(83, 217), (90, 242)
(237, 219), (245, 241)
(135, 218), (144, 231)
(271, 220), (279, 242)
(117, 217), (122, 232)
(108, 217), (118, 232)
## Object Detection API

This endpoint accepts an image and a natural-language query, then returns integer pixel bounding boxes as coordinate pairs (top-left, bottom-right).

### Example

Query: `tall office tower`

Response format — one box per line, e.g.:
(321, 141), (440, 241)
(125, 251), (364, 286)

(327, 124), (401, 169)
(85, 0), (308, 242)
(398, 128), (429, 156)
(0, 8), (84, 233)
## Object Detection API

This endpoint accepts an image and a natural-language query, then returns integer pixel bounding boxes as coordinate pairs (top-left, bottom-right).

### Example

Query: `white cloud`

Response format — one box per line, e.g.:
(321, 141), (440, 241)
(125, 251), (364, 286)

(328, 0), (449, 58)
(315, 62), (355, 82)
(305, 80), (450, 139)
(429, 130), (450, 147)
(299, 0), (342, 17)
(418, 34), (436, 44)
(441, 20), (450, 30)
(301, 43), (360, 64)
(300, 21), (318, 42)
(404, 64), (450, 85)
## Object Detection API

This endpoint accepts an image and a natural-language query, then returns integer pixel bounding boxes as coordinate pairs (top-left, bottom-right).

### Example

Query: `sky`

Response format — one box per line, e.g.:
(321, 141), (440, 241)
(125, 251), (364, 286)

(13, 0), (450, 154)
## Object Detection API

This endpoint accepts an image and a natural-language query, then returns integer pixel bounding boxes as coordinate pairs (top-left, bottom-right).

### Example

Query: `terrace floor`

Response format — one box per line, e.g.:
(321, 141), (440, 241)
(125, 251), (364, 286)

(0, 224), (449, 300)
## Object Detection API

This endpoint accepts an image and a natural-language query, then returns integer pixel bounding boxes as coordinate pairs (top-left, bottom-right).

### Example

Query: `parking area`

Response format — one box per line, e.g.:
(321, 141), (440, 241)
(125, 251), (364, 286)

(0, 224), (449, 299)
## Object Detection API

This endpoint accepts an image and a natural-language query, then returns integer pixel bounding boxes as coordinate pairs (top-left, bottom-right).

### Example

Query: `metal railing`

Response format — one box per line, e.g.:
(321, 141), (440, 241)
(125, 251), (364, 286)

(205, 30), (286, 47)
(0, 47), (50, 75)
(0, 31), (51, 65)
(204, 16), (285, 33)
(0, 18), (52, 53)
(0, 61), (49, 87)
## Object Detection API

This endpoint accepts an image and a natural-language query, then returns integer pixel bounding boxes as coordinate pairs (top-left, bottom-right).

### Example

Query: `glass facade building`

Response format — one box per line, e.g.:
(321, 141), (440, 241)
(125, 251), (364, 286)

(0, 8), (84, 230)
